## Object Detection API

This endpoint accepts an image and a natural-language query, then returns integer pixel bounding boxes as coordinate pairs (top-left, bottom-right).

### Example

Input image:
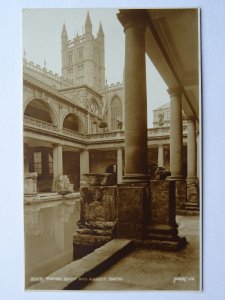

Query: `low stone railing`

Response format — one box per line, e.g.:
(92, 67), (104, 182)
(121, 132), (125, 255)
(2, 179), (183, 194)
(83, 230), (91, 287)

(24, 116), (187, 143)
(24, 116), (58, 132)
(62, 128), (87, 140)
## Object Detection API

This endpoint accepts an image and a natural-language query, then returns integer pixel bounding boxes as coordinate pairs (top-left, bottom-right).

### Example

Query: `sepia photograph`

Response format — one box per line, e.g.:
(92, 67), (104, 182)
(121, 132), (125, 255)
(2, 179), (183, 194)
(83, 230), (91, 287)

(23, 8), (201, 291)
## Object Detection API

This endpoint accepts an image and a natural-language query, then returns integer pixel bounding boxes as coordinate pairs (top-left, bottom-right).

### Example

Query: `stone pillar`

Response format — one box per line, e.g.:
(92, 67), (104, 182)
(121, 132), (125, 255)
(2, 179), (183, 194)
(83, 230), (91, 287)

(168, 87), (183, 179)
(117, 148), (123, 184)
(52, 144), (63, 191)
(80, 149), (89, 186)
(158, 145), (164, 168)
(187, 118), (197, 179)
(186, 119), (199, 208)
(117, 10), (149, 183)
(168, 87), (186, 210)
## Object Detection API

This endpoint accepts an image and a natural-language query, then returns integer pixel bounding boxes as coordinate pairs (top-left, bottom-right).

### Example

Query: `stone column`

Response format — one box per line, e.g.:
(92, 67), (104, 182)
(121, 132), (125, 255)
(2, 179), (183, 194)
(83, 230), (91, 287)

(117, 148), (123, 184)
(117, 10), (149, 183)
(158, 145), (164, 168)
(80, 149), (89, 186)
(186, 119), (199, 207)
(187, 118), (197, 179)
(52, 144), (63, 191)
(168, 87), (186, 209)
(168, 87), (183, 179)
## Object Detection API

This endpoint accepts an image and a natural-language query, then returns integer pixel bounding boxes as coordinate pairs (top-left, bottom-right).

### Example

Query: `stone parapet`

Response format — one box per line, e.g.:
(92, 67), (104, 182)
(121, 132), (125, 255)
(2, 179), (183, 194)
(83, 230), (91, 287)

(117, 185), (149, 239)
(143, 180), (187, 251)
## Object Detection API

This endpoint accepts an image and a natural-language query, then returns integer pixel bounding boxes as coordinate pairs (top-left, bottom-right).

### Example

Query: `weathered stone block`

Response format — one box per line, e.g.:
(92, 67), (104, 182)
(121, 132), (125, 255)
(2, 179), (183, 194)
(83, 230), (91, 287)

(187, 178), (199, 204)
(24, 172), (37, 195)
(74, 186), (118, 259)
(175, 180), (187, 210)
(150, 180), (176, 226)
(145, 180), (187, 250)
(80, 186), (118, 224)
(117, 186), (149, 239)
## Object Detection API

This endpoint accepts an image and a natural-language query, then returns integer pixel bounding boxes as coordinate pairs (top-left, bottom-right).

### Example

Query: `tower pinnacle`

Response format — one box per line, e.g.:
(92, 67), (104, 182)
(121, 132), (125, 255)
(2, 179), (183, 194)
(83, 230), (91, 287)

(85, 11), (92, 34)
(98, 21), (104, 35)
(61, 23), (68, 37)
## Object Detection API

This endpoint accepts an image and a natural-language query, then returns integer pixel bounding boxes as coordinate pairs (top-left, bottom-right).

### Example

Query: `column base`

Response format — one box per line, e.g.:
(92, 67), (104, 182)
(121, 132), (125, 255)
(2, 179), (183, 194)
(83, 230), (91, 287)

(140, 236), (187, 251)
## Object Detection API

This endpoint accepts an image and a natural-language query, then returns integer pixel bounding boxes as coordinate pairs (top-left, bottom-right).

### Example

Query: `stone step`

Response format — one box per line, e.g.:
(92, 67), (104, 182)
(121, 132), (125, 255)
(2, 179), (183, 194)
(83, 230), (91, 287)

(28, 239), (134, 291)
(185, 202), (199, 207)
(177, 209), (199, 216)
(141, 236), (187, 251)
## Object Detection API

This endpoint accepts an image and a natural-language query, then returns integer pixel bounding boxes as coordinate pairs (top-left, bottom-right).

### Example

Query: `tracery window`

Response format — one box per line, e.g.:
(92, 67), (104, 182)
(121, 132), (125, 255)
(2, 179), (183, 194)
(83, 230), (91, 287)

(111, 97), (122, 130)
(90, 100), (99, 115)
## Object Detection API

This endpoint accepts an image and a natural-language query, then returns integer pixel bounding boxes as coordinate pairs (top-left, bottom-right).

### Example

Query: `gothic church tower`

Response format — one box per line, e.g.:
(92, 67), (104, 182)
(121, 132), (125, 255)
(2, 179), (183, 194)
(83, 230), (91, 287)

(61, 11), (105, 92)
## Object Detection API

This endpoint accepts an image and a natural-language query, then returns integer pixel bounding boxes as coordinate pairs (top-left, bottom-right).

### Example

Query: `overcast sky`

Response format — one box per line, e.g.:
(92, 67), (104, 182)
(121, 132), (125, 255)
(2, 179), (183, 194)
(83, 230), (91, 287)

(22, 8), (170, 127)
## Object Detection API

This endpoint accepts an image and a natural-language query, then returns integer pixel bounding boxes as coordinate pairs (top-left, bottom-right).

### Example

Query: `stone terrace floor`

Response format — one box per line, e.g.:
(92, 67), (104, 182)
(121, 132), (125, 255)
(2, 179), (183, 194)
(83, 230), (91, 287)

(83, 215), (201, 291)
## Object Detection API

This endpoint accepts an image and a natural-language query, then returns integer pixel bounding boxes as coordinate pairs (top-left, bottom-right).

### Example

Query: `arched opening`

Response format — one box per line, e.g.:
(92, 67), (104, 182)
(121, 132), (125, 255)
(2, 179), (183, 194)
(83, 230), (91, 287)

(111, 96), (122, 130)
(63, 113), (82, 132)
(24, 99), (53, 123)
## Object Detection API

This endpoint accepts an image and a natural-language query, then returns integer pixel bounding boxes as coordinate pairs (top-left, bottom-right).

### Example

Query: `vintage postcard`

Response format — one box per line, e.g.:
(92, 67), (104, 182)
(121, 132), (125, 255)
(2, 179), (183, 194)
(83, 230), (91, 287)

(23, 8), (201, 291)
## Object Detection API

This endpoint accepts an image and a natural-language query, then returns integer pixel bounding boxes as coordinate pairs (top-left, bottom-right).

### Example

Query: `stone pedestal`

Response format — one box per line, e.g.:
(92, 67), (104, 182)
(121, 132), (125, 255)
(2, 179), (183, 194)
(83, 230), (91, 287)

(24, 172), (38, 197)
(117, 185), (149, 240)
(186, 178), (199, 211)
(73, 174), (118, 260)
(143, 180), (187, 251)
(175, 179), (187, 210)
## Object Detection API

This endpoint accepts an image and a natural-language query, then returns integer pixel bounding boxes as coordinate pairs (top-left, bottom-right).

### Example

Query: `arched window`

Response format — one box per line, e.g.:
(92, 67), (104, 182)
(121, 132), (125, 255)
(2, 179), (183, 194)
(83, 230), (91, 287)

(25, 100), (52, 123)
(90, 100), (99, 115)
(63, 113), (82, 132)
(111, 97), (122, 130)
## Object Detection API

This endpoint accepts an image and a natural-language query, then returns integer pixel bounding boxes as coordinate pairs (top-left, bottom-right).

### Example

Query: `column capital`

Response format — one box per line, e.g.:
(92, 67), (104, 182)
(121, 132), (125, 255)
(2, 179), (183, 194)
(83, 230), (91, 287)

(117, 9), (149, 31)
(167, 87), (182, 97)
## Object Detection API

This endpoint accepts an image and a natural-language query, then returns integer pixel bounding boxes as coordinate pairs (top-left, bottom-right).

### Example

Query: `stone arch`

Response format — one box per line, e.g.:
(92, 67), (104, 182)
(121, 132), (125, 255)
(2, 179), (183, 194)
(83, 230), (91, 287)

(24, 98), (58, 126)
(62, 113), (85, 133)
(110, 96), (122, 130)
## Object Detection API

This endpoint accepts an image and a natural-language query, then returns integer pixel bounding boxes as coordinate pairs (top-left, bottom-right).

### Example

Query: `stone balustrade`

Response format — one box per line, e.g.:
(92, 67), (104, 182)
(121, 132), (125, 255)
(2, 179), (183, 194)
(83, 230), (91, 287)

(62, 128), (87, 140)
(24, 116), (58, 132)
(24, 115), (187, 144)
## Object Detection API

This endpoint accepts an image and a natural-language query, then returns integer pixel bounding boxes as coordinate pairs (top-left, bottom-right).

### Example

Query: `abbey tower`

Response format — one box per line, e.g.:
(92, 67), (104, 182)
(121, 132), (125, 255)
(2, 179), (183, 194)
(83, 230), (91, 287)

(61, 12), (105, 92)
